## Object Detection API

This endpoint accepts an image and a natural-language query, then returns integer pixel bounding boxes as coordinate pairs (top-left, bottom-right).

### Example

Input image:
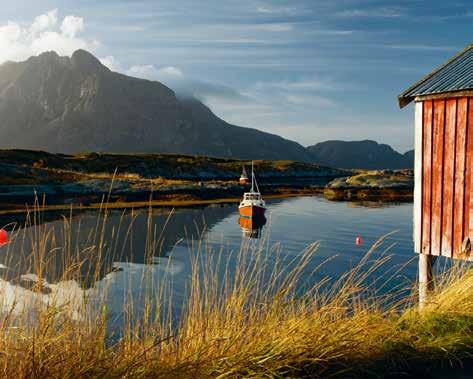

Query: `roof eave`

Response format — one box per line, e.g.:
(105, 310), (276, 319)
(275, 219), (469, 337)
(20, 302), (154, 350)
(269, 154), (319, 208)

(398, 96), (413, 109)
(399, 89), (473, 109)
(397, 44), (473, 110)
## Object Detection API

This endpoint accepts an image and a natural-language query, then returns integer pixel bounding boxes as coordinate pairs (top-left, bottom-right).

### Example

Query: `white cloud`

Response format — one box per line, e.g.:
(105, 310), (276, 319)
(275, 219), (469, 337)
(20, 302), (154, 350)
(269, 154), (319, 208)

(251, 23), (293, 32)
(254, 79), (339, 91)
(127, 64), (157, 79)
(60, 15), (84, 38)
(387, 44), (458, 52)
(97, 54), (185, 82)
(286, 94), (335, 107)
(30, 9), (58, 36)
(30, 31), (88, 56)
(99, 55), (121, 71)
(256, 5), (308, 16)
(0, 22), (22, 45)
(126, 64), (184, 81)
(0, 9), (94, 64)
(156, 66), (183, 78)
(336, 8), (403, 18)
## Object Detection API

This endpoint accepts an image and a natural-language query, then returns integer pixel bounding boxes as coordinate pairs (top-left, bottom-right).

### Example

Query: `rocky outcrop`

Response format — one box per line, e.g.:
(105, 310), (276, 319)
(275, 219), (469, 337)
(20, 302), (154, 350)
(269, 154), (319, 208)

(324, 169), (413, 202)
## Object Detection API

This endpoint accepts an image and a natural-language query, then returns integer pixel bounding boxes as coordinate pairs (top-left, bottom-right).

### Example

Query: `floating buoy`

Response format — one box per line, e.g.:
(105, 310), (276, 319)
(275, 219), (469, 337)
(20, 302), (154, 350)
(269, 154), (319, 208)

(0, 229), (8, 247)
(355, 236), (362, 246)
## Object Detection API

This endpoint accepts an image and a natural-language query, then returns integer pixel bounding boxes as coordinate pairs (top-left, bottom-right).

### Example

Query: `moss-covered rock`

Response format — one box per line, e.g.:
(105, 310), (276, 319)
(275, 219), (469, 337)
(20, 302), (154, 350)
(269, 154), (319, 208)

(324, 169), (413, 202)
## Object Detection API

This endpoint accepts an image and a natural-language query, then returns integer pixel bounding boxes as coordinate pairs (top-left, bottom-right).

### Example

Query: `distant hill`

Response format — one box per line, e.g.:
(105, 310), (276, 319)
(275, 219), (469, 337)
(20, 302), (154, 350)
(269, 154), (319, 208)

(0, 50), (311, 162)
(307, 140), (414, 169)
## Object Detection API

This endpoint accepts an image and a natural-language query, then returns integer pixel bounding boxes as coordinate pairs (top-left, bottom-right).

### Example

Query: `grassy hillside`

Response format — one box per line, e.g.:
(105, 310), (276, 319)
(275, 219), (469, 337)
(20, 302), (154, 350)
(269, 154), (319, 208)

(0, 149), (345, 183)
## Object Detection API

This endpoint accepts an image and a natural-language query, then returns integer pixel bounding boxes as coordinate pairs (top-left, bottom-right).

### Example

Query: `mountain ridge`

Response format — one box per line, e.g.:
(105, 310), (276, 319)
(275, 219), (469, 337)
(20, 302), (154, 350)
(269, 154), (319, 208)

(0, 49), (311, 161)
(0, 49), (413, 168)
(307, 140), (413, 169)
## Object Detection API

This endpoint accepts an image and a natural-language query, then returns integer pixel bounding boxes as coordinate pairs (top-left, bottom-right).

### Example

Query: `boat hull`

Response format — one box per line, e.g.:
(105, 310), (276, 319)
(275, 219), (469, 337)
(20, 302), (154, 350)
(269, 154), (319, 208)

(239, 205), (266, 220)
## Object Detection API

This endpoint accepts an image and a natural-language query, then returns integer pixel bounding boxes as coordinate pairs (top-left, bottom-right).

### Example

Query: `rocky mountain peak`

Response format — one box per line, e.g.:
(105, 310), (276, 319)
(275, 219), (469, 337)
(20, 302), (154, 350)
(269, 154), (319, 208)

(0, 50), (311, 161)
(71, 49), (107, 73)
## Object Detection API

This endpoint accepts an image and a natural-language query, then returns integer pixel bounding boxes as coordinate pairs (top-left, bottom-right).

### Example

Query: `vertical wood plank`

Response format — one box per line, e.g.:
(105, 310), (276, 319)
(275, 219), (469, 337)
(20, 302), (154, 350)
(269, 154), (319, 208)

(414, 102), (423, 254)
(431, 99), (445, 256)
(441, 99), (456, 257)
(466, 98), (473, 239)
(453, 98), (468, 258)
(422, 100), (433, 255)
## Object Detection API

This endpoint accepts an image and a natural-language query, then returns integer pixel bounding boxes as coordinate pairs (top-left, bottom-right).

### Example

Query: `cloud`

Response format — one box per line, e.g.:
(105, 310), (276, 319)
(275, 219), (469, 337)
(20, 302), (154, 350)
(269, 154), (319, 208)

(336, 7), (404, 18)
(286, 94), (335, 107)
(251, 23), (293, 32)
(156, 66), (183, 78)
(254, 79), (339, 92)
(99, 55), (122, 71)
(126, 64), (184, 81)
(123, 61), (261, 113)
(256, 5), (309, 16)
(127, 64), (157, 79)
(0, 9), (95, 64)
(60, 15), (84, 38)
(30, 9), (58, 36)
(386, 44), (458, 52)
(98, 54), (184, 82)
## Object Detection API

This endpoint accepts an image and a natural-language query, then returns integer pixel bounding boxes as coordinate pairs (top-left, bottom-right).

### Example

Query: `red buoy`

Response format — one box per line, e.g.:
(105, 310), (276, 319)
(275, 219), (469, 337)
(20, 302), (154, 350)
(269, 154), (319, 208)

(355, 236), (362, 246)
(0, 229), (8, 247)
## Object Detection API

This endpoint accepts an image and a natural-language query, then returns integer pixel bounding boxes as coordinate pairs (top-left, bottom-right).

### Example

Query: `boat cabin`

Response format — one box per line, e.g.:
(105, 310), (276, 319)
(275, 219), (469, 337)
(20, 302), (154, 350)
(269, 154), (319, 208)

(243, 193), (262, 201)
(398, 44), (473, 260)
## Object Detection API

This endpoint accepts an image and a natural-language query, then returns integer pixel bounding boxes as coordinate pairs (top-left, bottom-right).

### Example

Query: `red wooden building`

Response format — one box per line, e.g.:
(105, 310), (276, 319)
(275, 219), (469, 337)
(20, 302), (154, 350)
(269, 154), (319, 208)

(399, 44), (472, 260)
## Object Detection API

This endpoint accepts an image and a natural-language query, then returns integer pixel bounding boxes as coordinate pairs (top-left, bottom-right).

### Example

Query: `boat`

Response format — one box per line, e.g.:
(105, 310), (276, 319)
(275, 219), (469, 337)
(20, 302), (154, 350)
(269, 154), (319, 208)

(239, 162), (266, 220)
(239, 165), (249, 185)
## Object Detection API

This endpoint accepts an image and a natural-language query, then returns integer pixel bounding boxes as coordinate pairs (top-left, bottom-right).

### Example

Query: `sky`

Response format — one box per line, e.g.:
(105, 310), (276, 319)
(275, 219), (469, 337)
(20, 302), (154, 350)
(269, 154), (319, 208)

(0, 1), (471, 153)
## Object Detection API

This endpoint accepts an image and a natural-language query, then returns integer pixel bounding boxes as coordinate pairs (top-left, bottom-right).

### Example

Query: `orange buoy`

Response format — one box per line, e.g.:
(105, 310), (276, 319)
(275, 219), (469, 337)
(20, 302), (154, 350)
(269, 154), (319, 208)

(0, 229), (8, 247)
(355, 236), (362, 246)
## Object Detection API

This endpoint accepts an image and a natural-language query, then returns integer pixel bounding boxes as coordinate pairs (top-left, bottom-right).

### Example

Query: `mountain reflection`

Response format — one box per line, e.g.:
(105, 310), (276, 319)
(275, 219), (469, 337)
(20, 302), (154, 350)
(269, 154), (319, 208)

(0, 205), (235, 290)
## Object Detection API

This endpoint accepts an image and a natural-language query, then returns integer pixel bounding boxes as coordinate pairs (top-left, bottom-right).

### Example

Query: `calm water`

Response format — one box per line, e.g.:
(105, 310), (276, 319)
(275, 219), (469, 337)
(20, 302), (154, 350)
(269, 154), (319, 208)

(0, 196), (419, 331)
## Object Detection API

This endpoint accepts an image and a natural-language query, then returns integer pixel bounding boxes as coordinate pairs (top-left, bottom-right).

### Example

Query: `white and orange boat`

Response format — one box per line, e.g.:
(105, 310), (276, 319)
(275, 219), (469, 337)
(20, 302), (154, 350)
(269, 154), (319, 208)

(239, 165), (249, 185)
(239, 162), (266, 220)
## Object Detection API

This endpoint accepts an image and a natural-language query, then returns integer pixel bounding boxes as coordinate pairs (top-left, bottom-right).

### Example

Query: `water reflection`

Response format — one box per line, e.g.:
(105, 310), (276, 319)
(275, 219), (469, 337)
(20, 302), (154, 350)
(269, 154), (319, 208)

(238, 216), (267, 239)
(0, 205), (235, 290)
(0, 196), (420, 334)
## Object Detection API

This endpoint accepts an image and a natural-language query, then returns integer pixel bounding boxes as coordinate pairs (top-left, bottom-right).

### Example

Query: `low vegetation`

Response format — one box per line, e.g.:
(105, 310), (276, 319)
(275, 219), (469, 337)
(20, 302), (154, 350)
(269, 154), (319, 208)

(0, 201), (470, 378)
(0, 149), (345, 183)
(0, 149), (348, 212)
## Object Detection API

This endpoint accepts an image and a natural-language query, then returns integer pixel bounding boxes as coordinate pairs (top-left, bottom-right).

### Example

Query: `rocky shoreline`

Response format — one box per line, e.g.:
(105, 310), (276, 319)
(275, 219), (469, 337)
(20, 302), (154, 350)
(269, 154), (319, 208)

(0, 150), (414, 212)
(0, 150), (343, 211)
(324, 169), (414, 202)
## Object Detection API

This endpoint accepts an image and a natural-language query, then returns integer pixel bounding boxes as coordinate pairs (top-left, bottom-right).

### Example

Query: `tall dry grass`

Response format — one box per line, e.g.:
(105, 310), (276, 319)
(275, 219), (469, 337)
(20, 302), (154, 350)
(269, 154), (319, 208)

(0, 198), (471, 378)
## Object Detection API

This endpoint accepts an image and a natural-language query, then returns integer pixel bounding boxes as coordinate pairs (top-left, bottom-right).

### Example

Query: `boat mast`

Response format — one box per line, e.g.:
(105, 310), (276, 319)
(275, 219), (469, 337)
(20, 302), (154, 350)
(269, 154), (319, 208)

(251, 161), (254, 192)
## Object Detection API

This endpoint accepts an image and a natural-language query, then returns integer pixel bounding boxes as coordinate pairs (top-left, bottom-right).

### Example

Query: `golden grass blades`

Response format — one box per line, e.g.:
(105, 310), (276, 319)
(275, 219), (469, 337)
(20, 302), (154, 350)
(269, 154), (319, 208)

(0, 198), (471, 377)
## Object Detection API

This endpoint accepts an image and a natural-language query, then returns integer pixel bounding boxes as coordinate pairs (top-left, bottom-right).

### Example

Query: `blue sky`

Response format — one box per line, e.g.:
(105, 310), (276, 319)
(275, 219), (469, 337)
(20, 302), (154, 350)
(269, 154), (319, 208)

(0, 1), (471, 152)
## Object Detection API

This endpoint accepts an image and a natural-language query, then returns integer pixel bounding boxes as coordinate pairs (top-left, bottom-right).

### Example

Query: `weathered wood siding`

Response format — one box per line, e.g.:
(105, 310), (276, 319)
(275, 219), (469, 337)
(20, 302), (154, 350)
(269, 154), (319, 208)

(415, 97), (473, 260)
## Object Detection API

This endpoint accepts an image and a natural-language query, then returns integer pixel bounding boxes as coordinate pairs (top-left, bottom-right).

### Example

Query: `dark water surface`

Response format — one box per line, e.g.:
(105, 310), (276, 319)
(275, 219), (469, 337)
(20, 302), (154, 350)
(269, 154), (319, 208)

(0, 196), (419, 330)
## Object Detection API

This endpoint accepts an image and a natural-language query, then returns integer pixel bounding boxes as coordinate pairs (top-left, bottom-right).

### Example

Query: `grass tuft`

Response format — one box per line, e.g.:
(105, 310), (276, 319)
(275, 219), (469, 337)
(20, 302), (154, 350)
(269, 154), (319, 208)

(0, 200), (470, 377)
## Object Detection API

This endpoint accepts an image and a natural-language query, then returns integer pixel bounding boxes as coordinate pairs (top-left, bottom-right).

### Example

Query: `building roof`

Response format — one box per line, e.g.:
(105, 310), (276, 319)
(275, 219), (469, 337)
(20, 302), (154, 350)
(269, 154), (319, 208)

(398, 44), (473, 108)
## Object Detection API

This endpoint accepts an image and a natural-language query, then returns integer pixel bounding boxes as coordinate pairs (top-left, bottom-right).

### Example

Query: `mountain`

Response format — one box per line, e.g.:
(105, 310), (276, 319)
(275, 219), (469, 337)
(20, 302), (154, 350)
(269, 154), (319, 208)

(307, 140), (414, 169)
(0, 50), (311, 161)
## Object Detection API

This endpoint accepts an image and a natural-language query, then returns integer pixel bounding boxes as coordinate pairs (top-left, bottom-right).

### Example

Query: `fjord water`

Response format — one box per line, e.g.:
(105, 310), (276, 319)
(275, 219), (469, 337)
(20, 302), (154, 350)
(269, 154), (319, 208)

(0, 196), (416, 332)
